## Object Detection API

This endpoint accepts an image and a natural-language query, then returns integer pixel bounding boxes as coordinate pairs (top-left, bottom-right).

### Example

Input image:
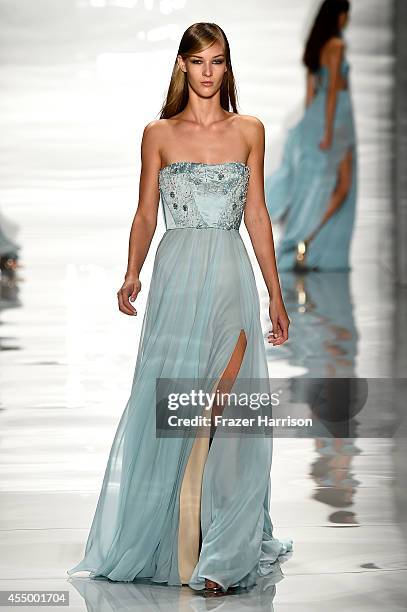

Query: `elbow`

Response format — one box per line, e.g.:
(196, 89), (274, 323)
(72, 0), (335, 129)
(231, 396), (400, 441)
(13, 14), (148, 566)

(327, 86), (338, 100)
(244, 208), (269, 230)
(136, 211), (157, 233)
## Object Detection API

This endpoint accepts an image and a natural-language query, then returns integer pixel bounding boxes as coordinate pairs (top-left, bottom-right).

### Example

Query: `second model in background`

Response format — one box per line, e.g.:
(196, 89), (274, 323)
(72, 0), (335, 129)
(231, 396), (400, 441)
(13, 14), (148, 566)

(265, 0), (357, 272)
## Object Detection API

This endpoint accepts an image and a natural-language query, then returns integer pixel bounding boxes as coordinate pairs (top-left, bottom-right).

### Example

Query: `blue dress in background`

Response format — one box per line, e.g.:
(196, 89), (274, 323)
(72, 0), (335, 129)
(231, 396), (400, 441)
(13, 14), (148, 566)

(0, 209), (20, 258)
(265, 59), (357, 271)
(67, 161), (293, 592)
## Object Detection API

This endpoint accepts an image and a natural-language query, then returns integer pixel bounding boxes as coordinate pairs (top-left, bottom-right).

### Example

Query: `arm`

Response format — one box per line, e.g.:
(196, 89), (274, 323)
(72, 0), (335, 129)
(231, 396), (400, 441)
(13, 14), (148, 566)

(320, 39), (344, 149)
(243, 117), (290, 346)
(305, 70), (316, 108)
(117, 121), (162, 316)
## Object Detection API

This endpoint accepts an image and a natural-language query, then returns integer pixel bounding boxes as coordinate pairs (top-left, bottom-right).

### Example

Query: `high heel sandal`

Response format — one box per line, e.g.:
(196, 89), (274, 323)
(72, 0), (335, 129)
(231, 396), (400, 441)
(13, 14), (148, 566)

(204, 578), (223, 592)
(294, 240), (308, 271)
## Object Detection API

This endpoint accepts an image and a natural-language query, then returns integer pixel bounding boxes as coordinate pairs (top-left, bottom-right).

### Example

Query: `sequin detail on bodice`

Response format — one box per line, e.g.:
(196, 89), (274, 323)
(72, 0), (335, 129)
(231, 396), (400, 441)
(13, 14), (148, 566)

(158, 161), (250, 230)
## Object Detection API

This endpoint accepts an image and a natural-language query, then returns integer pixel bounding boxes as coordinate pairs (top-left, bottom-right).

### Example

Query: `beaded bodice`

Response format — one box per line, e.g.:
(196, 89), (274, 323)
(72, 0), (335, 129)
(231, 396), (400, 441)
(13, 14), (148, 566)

(158, 161), (250, 231)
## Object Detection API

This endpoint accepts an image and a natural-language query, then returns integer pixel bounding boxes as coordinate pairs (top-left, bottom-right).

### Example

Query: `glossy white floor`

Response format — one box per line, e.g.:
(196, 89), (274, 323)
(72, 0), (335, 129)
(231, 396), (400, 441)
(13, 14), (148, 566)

(1, 0), (406, 610)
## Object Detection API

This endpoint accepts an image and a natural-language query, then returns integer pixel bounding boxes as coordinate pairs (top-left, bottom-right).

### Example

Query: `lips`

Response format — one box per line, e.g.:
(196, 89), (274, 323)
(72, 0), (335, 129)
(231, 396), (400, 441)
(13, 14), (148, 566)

(201, 82), (213, 85)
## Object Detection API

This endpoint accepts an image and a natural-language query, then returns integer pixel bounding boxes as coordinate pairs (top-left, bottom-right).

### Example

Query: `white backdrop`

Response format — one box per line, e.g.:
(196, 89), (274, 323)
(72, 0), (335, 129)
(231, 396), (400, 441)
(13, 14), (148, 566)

(0, 0), (396, 400)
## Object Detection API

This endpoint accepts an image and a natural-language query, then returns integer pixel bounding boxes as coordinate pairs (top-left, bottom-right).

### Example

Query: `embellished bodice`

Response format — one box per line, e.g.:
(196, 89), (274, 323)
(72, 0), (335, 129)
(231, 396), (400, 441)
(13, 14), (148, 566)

(158, 161), (250, 231)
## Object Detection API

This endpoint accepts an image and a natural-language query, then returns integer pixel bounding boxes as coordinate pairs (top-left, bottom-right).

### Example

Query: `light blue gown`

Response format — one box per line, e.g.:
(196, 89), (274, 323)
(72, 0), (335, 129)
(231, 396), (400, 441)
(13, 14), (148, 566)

(265, 59), (357, 270)
(67, 161), (293, 593)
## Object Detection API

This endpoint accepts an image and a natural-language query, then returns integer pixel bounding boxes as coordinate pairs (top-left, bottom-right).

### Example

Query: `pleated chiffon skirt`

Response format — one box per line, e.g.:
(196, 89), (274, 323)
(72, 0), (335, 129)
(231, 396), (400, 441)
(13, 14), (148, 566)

(67, 227), (293, 592)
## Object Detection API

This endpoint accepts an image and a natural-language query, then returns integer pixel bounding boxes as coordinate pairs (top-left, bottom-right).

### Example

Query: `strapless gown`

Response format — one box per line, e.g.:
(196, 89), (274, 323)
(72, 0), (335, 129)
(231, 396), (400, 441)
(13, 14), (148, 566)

(265, 58), (357, 270)
(67, 161), (293, 592)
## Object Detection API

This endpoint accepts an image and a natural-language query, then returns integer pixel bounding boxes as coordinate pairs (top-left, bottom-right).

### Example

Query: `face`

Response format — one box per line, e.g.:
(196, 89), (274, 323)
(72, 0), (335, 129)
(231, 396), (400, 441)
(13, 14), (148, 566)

(177, 41), (227, 97)
(338, 10), (349, 30)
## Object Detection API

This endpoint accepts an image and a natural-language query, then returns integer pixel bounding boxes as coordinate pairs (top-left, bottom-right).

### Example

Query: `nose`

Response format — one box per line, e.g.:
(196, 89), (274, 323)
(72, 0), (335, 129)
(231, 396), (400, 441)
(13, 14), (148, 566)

(202, 62), (213, 78)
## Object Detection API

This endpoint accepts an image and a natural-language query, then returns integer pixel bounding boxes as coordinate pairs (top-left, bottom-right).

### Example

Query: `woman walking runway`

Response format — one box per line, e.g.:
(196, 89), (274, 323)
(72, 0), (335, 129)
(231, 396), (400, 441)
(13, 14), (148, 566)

(67, 22), (293, 594)
(265, 0), (357, 271)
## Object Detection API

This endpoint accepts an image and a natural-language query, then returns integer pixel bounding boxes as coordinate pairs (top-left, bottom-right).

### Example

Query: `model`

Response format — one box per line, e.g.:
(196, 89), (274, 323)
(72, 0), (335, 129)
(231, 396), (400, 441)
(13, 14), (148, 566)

(265, 0), (357, 271)
(67, 22), (293, 594)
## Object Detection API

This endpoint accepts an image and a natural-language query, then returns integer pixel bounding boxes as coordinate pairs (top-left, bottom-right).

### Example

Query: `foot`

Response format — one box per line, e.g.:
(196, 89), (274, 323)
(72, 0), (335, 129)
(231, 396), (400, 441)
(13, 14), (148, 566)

(205, 578), (222, 591)
(294, 240), (306, 268)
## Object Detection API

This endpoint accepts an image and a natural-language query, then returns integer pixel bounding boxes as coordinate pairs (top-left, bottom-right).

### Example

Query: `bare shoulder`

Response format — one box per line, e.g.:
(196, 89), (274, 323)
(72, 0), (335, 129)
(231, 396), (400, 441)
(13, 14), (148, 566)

(140, 120), (170, 169)
(231, 115), (265, 164)
(141, 119), (175, 162)
(234, 114), (265, 142)
(142, 118), (169, 142)
(326, 36), (345, 49)
(324, 36), (345, 56)
(320, 37), (345, 71)
(236, 113), (265, 130)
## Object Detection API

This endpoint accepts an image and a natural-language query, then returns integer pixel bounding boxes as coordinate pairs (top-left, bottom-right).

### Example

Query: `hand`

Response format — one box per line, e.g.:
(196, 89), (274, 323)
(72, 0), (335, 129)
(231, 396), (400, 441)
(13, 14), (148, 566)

(117, 277), (142, 316)
(319, 130), (333, 150)
(267, 297), (290, 346)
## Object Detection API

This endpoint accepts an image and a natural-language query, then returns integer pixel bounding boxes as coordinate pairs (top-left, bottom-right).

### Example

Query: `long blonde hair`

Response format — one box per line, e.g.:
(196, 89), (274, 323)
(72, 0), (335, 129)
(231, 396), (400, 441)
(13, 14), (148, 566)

(158, 23), (239, 119)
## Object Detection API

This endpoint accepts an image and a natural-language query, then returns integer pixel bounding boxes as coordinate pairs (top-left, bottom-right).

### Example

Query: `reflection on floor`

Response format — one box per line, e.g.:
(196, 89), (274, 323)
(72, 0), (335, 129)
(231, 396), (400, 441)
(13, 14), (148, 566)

(1, 0), (406, 610)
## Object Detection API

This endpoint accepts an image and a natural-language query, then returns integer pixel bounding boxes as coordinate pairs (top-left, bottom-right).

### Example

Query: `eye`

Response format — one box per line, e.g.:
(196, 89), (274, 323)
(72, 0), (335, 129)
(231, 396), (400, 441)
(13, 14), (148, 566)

(191, 60), (224, 64)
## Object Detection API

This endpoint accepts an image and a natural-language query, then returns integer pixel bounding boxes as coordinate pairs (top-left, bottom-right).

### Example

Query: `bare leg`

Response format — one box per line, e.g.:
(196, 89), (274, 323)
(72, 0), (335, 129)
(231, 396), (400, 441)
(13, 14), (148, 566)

(209, 329), (247, 445)
(205, 329), (247, 591)
(306, 148), (353, 244)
